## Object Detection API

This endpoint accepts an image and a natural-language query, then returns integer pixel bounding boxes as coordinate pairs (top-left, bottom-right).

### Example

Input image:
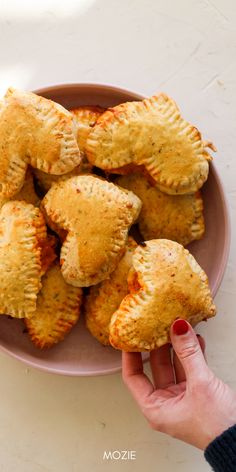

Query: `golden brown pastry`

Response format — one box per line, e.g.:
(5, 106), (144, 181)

(109, 239), (216, 351)
(116, 173), (204, 246)
(0, 88), (80, 198)
(41, 175), (141, 287)
(13, 169), (40, 205)
(86, 93), (215, 195)
(85, 237), (137, 345)
(0, 169), (40, 209)
(25, 263), (82, 349)
(72, 106), (105, 155)
(32, 106), (101, 193)
(0, 201), (54, 318)
(34, 164), (83, 193)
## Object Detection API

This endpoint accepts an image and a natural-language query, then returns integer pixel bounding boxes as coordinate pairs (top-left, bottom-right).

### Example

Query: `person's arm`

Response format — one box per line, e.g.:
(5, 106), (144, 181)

(122, 319), (236, 469)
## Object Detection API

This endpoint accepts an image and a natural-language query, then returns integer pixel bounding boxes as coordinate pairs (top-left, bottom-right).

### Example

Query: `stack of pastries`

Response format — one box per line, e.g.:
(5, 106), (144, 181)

(0, 87), (216, 351)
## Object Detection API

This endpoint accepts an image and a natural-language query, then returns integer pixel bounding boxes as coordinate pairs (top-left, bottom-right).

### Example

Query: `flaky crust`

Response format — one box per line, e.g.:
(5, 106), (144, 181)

(41, 175), (142, 287)
(0, 88), (80, 198)
(116, 173), (204, 246)
(25, 263), (82, 349)
(0, 169), (40, 210)
(33, 106), (101, 193)
(86, 93), (214, 194)
(109, 239), (216, 351)
(0, 202), (50, 318)
(85, 237), (137, 345)
(33, 155), (92, 193)
(72, 106), (105, 156)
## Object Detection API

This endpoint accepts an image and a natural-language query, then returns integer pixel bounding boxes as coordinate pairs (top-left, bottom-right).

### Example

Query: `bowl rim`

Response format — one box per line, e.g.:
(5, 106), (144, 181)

(0, 82), (231, 376)
(34, 82), (146, 100)
(0, 346), (140, 377)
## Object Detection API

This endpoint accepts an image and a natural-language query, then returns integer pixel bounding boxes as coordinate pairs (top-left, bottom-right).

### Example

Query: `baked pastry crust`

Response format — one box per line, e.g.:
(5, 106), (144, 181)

(86, 93), (214, 194)
(0, 169), (40, 209)
(25, 263), (82, 349)
(116, 173), (204, 246)
(33, 106), (101, 193)
(0, 88), (80, 198)
(72, 106), (105, 155)
(33, 156), (91, 194)
(41, 175), (142, 287)
(0, 201), (51, 318)
(109, 239), (216, 351)
(85, 237), (137, 345)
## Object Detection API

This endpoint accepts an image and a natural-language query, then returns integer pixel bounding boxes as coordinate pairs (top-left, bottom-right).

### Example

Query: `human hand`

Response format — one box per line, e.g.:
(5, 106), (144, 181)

(122, 319), (236, 450)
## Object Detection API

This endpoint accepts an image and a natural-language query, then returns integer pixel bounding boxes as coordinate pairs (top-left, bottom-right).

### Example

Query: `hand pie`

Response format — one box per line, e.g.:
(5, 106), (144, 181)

(0, 88), (80, 198)
(116, 173), (204, 246)
(109, 239), (216, 351)
(86, 93), (215, 195)
(25, 263), (82, 349)
(85, 237), (137, 345)
(41, 175), (142, 287)
(0, 169), (40, 210)
(33, 106), (101, 193)
(0, 201), (54, 318)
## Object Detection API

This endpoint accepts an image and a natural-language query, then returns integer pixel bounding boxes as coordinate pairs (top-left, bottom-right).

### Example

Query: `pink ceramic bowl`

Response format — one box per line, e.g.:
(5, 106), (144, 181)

(0, 84), (230, 376)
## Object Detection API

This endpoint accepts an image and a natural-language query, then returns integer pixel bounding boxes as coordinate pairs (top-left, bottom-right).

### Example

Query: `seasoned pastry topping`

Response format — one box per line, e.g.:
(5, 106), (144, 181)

(86, 93), (214, 194)
(41, 175), (142, 287)
(33, 106), (102, 193)
(0, 201), (55, 318)
(0, 88), (80, 198)
(25, 263), (82, 349)
(109, 239), (216, 351)
(72, 106), (105, 156)
(117, 173), (204, 246)
(85, 237), (137, 345)
(0, 169), (40, 210)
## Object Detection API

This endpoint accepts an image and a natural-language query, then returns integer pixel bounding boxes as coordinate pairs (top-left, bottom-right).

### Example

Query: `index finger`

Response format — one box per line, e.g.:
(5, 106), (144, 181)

(122, 352), (154, 407)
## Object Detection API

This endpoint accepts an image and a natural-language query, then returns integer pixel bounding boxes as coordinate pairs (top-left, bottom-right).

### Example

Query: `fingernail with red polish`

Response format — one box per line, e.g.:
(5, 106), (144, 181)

(173, 319), (189, 335)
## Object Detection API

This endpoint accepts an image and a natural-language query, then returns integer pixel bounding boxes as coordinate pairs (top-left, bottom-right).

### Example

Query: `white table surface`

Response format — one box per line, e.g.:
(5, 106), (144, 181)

(0, 0), (236, 470)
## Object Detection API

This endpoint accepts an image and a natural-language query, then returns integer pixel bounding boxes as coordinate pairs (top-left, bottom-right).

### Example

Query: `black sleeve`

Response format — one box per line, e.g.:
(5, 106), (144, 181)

(204, 424), (236, 471)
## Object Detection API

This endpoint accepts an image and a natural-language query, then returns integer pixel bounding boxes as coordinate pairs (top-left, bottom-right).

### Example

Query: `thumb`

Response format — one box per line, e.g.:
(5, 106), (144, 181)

(170, 319), (208, 383)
